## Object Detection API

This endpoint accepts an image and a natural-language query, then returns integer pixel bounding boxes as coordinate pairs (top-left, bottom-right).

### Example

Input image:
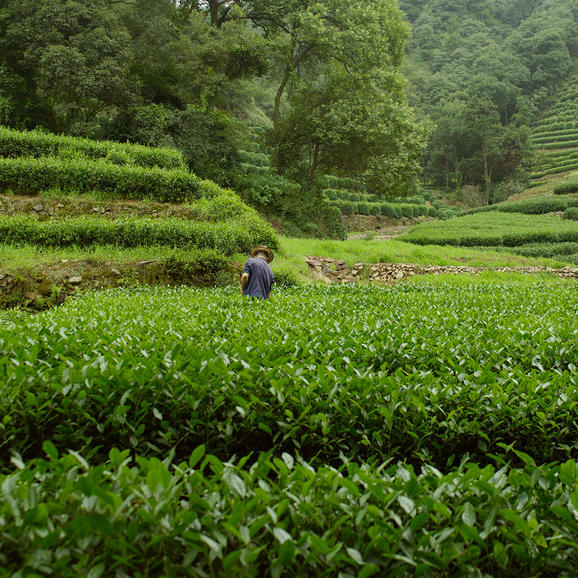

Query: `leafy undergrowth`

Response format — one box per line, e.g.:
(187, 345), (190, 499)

(0, 282), (576, 576)
(2, 447), (576, 577)
(1, 284), (576, 467)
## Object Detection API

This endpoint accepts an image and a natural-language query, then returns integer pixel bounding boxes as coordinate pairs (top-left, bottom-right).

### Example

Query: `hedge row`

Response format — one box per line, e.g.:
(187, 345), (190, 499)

(564, 207), (578, 220)
(554, 181), (578, 195)
(536, 139), (578, 150)
(402, 212), (578, 247)
(1, 283), (576, 469)
(462, 196), (578, 216)
(0, 215), (278, 254)
(0, 126), (186, 170)
(323, 189), (380, 203)
(0, 156), (208, 202)
(319, 174), (365, 191)
(532, 160), (578, 179)
(327, 200), (435, 218)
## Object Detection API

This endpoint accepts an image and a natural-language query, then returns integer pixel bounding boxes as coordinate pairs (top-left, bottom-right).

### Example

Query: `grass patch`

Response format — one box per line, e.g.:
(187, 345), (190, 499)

(276, 235), (573, 272)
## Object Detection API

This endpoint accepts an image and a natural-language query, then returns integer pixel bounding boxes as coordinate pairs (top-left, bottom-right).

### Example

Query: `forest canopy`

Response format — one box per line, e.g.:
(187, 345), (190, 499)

(0, 0), (576, 232)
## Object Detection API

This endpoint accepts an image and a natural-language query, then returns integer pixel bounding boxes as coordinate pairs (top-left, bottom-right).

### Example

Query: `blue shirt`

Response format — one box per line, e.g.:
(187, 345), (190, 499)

(243, 257), (274, 299)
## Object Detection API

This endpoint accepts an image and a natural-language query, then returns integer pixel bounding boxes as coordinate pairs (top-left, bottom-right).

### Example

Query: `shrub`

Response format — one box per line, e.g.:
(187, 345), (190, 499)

(564, 207), (578, 220)
(400, 204), (414, 218)
(341, 201), (355, 215)
(0, 156), (205, 202)
(554, 180), (578, 195)
(0, 126), (186, 169)
(370, 203), (382, 216)
(357, 202), (370, 215)
(0, 214), (278, 254)
(380, 203), (399, 218)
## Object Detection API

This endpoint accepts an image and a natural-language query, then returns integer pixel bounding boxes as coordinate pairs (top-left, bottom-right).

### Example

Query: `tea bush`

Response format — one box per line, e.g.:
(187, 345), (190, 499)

(0, 156), (208, 202)
(0, 284), (575, 467)
(0, 126), (186, 169)
(0, 214), (278, 254)
(402, 212), (578, 246)
(463, 196), (578, 215)
(0, 449), (575, 576)
(0, 283), (576, 576)
(554, 181), (578, 195)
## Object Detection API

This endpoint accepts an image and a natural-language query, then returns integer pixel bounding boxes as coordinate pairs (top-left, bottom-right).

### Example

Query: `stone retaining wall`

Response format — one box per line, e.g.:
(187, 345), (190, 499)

(305, 256), (578, 283)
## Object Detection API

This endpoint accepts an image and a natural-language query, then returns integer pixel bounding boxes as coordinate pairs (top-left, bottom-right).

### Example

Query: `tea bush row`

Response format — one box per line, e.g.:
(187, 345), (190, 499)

(0, 284), (575, 468)
(486, 242), (578, 260)
(554, 181), (578, 195)
(327, 200), (434, 218)
(0, 126), (186, 170)
(0, 214), (277, 254)
(536, 139), (578, 151)
(0, 156), (208, 202)
(1, 448), (576, 577)
(323, 189), (380, 203)
(564, 207), (578, 220)
(532, 160), (578, 180)
(319, 174), (365, 191)
(462, 196), (578, 216)
(402, 212), (578, 247)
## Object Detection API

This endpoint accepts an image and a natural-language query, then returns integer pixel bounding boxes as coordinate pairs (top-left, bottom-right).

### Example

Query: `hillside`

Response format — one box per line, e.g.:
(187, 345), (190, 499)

(402, 0), (577, 204)
(0, 127), (277, 308)
(530, 77), (578, 185)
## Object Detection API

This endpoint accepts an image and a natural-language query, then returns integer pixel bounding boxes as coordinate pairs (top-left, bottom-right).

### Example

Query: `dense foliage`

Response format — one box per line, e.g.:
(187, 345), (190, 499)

(0, 283), (576, 575)
(1, 450), (576, 576)
(0, 0), (428, 234)
(0, 214), (277, 254)
(0, 126), (187, 169)
(402, 0), (577, 200)
(1, 284), (575, 467)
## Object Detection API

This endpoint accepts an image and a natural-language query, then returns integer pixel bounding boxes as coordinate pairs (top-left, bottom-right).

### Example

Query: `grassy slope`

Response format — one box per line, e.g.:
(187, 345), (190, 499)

(274, 235), (573, 279)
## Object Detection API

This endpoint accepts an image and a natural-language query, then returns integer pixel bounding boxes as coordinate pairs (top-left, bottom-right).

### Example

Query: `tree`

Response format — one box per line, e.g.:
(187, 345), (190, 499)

(235, 0), (423, 194)
(464, 99), (504, 204)
(1, 0), (134, 132)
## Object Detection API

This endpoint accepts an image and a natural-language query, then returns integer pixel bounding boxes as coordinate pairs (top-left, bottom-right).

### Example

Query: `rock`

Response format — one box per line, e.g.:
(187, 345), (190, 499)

(33, 204), (44, 212)
(56, 203), (65, 208)
(68, 276), (82, 285)
(396, 271), (404, 280)
(111, 268), (121, 276)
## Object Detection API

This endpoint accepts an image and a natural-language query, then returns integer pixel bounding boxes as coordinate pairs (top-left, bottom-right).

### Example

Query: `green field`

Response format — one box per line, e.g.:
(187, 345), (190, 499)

(0, 282), (576, 575)
(401, 212), (578, 248)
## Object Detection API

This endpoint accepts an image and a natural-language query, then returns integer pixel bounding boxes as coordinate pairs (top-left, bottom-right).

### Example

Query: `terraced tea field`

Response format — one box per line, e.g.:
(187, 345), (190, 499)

(1, 282), (576, 576)
(531, 79), (578, 185)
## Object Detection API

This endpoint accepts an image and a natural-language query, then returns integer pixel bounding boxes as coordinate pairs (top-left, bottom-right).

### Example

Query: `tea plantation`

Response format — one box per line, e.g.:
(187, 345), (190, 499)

(0, 127), (277, 298)
(0, 283), (576, 576)
(531, 78), (578, 184)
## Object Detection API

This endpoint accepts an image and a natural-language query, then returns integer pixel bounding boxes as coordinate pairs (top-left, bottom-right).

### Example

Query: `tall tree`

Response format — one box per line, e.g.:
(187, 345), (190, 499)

(1, 0), (134, 132)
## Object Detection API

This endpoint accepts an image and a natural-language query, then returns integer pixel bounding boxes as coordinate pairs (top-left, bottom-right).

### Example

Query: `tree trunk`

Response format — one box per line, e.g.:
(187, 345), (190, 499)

(483, 151), (491, 205)
(272, 67), (291, 170)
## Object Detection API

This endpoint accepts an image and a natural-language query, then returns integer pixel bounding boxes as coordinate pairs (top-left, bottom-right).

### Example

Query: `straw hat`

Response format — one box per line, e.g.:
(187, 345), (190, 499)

(251, 246), (274, 263)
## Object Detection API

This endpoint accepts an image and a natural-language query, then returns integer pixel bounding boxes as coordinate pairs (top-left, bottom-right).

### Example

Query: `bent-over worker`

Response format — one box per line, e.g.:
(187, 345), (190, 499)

(240, 246), (275, 299)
